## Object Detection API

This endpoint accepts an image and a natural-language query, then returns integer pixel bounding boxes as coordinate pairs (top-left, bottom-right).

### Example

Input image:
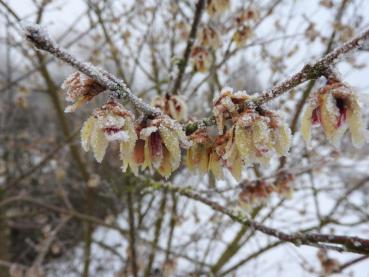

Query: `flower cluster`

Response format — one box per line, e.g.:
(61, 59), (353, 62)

(238, 175), (294, 209)
(301, 81), (367, 148)
(81, 99), (191, 178)
(62, 71), (105, 112)
(151, 93), (188, 121)
(185, 88), (292, 180)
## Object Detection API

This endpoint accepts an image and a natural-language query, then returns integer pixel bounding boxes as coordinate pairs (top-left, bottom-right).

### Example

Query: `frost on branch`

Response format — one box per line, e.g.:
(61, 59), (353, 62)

(151, 94), (188, 122)
(62, 71), (105, 113)
(80, 99), (137, 164)
(301, 81), (368, 148)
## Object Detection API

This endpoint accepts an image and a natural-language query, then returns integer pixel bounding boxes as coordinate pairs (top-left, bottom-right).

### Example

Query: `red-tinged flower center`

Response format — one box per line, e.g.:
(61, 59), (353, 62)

(149, 132), (163, 159)
(311, 107), (320, 125)
(335, 98), (347, 127)
(103, 127), (121, 135)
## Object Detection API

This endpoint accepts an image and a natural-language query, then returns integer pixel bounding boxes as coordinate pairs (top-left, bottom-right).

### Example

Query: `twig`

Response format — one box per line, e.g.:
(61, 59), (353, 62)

(171, 0), (205, 95)
(23, 24), (160, 117)
(146, 181), (369, 255)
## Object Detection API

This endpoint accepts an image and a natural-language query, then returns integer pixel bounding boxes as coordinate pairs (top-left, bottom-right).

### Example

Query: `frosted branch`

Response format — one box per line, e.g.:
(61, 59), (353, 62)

(23, 24), (161, 117)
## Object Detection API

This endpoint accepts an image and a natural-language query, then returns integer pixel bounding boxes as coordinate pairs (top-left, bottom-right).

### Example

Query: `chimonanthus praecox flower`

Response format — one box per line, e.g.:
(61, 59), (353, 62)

(233, 25), (252, 48)
(151, 94), (188, 121)
(62, 71), (105, 112)
(213, 87), (252, 135)
(206, 0), (230, 16)
(80, 99), (137, 168)
(186, 129), (212, 175)
(301, 81), (367, 148)
(238, 180), (273, 209)
(198, 25), (221, 49)
(134, 116), (191, 178)
(191, 46), (211, 73)
(233, 110), (291, 166)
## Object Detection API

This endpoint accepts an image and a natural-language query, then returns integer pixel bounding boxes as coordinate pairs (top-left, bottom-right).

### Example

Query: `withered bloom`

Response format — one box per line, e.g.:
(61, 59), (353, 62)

(135, 116), (191, 178)
(301, 81), (367, 148)
(238, 180), (273, 209)
(151, 94), (188, 121)
(80, 99), (137, 165)
(206, 0), (230, 17)
(186, 129), (211, 175)
(198, 25), (221, 49)
(213, 87), (251, 134)
(191, 46), (211, 73)
(62, 71), (105, 112)
(273, 173), (294, 198)
(233, 25), (252, 48)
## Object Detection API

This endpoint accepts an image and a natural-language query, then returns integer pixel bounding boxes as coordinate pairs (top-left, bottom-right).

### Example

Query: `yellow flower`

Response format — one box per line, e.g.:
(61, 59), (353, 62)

(151, 94), (188, 121)
(198, 25), (221, 49)
(137, 116), (191, 178)
(233, 25), (252, 48)
(206, 0), (230, 17)
(62, 71), (105, 113)
(186, 129), (211, 175)
(80, 100), (137, 165)
(191, 46), (211, 73)
(301, 82), (367, 148)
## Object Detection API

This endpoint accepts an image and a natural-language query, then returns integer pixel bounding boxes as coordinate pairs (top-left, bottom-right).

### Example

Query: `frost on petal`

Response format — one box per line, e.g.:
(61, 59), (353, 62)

(301, 104), (314, 145)
(273, 122), (292, 156)
(64, 97), (87, 113)
(90, 124), (109, 163)
(159, 126), (181, 170)
(251, 119), (272, 165)
(157, 147), (172, 179)
(347, 98), (367, 148)
(208, 152), (223, 179)
(235, 124), (252, 160)
(120, 119), (138, 174)
(81, 116), (96, 152)
(320, 93), (346, 147)
(228, 154), (242, 181)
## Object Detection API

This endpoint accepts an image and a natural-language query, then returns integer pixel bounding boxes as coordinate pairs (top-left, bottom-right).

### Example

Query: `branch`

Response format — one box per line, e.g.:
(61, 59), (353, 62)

(23, 24), (160, 117)
(171, 0), (205, 95)
(145, 181), (369, 255)
(185, 27), (369, 134)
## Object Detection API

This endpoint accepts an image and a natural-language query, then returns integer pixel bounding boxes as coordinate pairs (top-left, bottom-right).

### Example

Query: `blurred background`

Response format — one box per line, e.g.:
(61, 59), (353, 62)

(0, 0), (369, 276)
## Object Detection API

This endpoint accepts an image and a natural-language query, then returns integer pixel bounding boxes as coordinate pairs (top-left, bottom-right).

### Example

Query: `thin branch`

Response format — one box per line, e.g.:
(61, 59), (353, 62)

(171, 0), (205, 95)
(145, 180), (369, 255)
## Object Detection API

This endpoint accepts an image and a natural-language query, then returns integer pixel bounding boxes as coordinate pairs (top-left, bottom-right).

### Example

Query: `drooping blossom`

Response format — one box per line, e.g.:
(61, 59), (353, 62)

(235, 7), (260, 25)
(206, 0), (230, 16)
(134, 116), (191, 178)
(198, 25), (221, 49)
(186, 129), (212, 175)
(191, 46), (211, 73)
(151, 94), (188, 121)
(233, 110), (291, 166)
(62, 71), (105, 113)
(80, 99), (137, 165)
(301, 81), (367, 148)
(233, 25), (252, 47)
(238, 180), (273, 209)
